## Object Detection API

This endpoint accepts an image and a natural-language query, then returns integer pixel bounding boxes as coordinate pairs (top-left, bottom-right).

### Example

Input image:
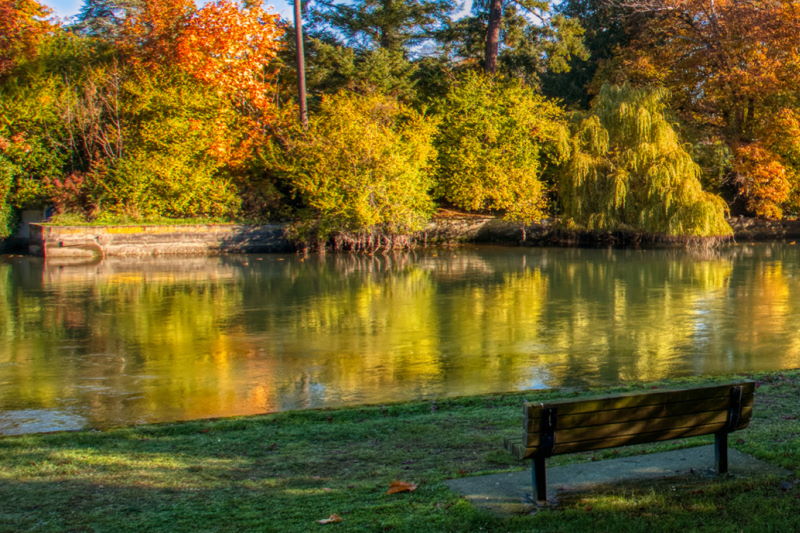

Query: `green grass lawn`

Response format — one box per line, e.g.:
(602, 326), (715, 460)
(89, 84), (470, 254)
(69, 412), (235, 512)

(1, 372), (799, 532)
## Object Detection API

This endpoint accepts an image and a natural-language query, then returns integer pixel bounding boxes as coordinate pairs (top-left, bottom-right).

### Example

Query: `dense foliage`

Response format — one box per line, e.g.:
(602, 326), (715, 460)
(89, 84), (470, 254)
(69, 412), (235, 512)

(0, 0), (283, 236)
(560, 85), (732, 237)
(272, 91), (437, 248)
(600, 0), (800, 219)
(6, 0), (800, 244)
(435, 72), (568, 223)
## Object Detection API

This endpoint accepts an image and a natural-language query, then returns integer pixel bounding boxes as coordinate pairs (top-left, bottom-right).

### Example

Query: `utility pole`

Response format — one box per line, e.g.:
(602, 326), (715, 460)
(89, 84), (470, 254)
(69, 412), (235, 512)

(294, 0), (308, 127)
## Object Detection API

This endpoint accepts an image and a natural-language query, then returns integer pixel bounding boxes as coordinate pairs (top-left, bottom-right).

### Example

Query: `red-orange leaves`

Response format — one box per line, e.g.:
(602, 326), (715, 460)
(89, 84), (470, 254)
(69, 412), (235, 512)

(386, 480), (418, 494)
(316, 514), (343, 524)
(120, 0), (194, 65)
(734, 144), (791, 220)
(176, 0), (284, 116)
(0, 0), (54, 74)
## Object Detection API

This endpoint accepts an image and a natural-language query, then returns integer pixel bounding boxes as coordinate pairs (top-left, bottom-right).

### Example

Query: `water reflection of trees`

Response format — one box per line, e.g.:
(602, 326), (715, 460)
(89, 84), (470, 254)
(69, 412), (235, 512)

(2, 244), (800, 431)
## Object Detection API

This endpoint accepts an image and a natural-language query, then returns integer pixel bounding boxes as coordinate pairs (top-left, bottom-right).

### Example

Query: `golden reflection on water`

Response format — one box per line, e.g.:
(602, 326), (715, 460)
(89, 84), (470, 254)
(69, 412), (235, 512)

(2, 244), (800, 433)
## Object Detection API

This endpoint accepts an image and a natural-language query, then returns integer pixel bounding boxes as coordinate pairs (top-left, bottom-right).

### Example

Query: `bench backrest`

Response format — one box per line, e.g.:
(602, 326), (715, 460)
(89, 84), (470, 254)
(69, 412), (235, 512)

(514, 382), (754, 460)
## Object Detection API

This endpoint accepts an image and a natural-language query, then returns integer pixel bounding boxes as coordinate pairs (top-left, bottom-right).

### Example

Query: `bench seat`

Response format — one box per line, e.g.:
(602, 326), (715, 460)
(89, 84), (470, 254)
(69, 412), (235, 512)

(505, 381), (755, 504)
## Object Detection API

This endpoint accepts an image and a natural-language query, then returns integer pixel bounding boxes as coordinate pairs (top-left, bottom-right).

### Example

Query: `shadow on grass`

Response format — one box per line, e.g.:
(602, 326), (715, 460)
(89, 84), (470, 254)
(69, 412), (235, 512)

(0, 373), (799, 531)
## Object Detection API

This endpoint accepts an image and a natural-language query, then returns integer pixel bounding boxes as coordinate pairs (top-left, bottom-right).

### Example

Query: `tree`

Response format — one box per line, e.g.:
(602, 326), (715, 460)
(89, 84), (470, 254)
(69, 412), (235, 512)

(308, 0), (456, 57)
(435, 72), (569, 222)
(546, 0), (633, 106)
(176, 0), (284, 117)
(117, 0), (194, 64)
(96, 70), (244, 220)
(271, 91), (438, 248)
(441, 0), (586, 85)
(0, 0), (54, 75)
(475, 0), (586, 76)
(559, 84), (732, 238)
(608, 0), (800, 217)
(75, 0), (144, 39)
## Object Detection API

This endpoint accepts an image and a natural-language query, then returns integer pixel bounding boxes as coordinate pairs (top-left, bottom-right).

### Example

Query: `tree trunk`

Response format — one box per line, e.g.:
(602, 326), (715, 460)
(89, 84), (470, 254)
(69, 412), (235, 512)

(484, 0), (502, 73)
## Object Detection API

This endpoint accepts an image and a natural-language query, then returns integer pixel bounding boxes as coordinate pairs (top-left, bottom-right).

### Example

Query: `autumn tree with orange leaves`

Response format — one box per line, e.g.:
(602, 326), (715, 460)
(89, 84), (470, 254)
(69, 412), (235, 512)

(177, 0), (284, 118)
(117, 0), (193, 63)
(0, 0), (286, 226)
(113, 0), (284, 114)
(0, 0), (54, 75)
(608, 0), (800, 218)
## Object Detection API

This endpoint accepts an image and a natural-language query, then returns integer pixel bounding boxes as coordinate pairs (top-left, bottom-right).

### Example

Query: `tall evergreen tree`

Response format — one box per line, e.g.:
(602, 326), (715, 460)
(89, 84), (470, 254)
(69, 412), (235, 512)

(447, 0), (586, 83)
(308, 0), (456, 57)
(74, 0), (144, 38)
(545, 0), (632, 106)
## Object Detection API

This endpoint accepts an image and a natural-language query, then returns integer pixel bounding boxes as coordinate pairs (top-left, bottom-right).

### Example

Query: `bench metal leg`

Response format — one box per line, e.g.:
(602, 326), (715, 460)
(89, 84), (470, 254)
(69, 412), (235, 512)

(532, 455), (547, 504)
(715, 431), (728, 474)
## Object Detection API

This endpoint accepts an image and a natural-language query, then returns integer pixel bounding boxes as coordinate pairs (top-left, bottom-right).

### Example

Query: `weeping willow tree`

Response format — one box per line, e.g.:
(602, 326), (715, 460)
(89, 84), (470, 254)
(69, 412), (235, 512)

(560, 84), (733, 239)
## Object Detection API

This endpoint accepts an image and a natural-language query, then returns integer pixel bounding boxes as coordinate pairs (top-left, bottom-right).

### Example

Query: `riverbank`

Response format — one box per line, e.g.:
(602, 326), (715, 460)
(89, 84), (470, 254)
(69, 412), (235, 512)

(1, 371), (798, 532)
(18, 214), (800, 260)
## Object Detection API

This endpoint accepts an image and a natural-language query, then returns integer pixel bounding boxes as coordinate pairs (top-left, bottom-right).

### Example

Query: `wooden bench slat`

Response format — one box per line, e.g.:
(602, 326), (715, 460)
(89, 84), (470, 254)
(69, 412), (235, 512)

(524, 382), (754, 417)
(525, 396), (733, 432)
(516, 419), (740, 459)
(522, 404), (752, 450)
(551, 420), (738, 455)
(526, 408), (750, 446)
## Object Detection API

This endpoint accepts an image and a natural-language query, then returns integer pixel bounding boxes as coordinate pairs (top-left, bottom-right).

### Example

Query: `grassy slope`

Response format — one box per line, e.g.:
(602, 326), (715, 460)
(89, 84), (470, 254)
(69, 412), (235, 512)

(1, 372), (799, 532)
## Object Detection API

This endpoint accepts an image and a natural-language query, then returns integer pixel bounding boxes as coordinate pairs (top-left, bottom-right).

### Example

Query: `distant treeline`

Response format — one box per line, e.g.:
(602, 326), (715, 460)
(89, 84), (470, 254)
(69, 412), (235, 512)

(3, 0), (798, 245)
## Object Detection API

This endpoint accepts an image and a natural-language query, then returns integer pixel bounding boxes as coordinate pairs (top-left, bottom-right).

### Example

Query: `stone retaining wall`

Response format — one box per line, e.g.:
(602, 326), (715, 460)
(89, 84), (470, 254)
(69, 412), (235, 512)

(727, 217), (800, 241)
(24, 216), (800, 260)
(28, 217), (531, 260)
(29, 223), (292, 260)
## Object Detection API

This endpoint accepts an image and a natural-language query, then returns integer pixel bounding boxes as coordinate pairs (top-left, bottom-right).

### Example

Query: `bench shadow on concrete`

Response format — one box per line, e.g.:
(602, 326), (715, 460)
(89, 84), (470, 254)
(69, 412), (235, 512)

(445, 445), (790, 516)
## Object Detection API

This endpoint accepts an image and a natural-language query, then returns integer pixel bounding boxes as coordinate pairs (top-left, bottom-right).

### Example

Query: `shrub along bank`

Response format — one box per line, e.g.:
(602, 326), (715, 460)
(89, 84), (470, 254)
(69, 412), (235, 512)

(1, 370), (799, 532)
(2, 2), (742, 250)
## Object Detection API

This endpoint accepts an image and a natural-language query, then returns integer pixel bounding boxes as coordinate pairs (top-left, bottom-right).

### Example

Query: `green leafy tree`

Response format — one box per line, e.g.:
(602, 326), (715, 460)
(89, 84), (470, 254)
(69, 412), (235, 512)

(462, 0), (586, 79)
(308, 0), (456, 57)
(280, 35), (419, 105)
(0, 158), (15, 237)
(435, 72), (569, 222)
(95, 69), (243, 220)
(545, 0), (633, 107)
(559, 84), (732, 237)
(0, 34), (84, 235)
(286, 0), (456, 107)
(272, 91), (437, 246)
(74, 0), (145, 39)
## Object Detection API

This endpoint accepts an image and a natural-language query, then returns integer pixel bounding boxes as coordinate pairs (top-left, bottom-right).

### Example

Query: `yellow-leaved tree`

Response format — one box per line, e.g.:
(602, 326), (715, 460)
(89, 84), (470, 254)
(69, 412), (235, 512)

(611, 0), (800, 218)
(435, 72), (569, 223)
(560, 84), (732, 239)
(272, 91), (438, 250)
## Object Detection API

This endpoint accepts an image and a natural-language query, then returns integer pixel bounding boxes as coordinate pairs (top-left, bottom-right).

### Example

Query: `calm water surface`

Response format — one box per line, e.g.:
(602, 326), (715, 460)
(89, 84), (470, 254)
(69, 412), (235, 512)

(2, 244), (799, 434)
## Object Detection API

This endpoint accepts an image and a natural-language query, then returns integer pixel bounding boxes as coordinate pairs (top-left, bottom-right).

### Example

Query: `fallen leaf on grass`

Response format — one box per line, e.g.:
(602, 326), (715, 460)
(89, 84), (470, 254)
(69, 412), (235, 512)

(387, 480), (418, 494)
(317, 514), (343, 524)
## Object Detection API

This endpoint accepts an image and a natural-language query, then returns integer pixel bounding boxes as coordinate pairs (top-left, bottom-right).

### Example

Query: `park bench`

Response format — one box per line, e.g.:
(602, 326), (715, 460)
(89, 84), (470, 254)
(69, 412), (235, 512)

(505, 381), (755, 504)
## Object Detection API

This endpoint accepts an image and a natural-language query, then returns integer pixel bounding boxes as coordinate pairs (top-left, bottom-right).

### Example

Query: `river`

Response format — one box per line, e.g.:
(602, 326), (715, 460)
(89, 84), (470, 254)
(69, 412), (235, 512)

(1, 243), (799, 435)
